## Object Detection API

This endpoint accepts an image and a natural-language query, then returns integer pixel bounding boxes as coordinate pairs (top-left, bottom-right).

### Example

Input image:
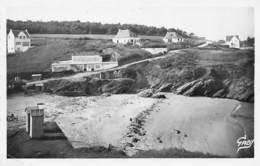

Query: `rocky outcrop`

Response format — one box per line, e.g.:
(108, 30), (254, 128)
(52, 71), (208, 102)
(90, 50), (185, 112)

(44, 77), (135, 96)
(138, 89), (154, 97)
(157, 83), (173, 92)
(101, 78), (135, 94)
(173, 77), (254, 102)
(226, 77), (254, 102)
(175, 79), (227, 97)
(152, 93), (166, 99)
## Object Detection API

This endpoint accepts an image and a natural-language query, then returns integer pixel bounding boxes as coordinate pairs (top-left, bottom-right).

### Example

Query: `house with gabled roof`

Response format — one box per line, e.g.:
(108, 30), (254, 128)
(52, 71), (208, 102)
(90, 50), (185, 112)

(163, 31), (184, 43)
(225, 35), (240, 48)
(7, 29), (31, 54)
(112, 29), (140, 45)
(51, 52), (118, 72)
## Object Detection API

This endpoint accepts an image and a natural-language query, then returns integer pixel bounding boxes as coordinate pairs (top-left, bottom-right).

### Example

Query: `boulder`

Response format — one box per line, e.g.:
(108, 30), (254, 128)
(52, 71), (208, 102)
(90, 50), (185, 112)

(101, 92), (112, 97)
(138, 89), (154, 97)
(152, 93), (166, 99)
(157, 83), (173, 92)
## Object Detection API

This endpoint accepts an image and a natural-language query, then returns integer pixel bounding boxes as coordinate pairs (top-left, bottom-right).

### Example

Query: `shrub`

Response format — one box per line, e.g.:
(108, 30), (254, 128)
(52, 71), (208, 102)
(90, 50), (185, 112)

(121, 68), (137, 80)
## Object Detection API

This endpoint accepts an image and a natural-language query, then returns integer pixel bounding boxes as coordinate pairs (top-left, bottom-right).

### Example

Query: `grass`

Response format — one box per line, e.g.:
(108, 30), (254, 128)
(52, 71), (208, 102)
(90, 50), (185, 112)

(31, 34), (163, 40)
(7, 37), (152, 74)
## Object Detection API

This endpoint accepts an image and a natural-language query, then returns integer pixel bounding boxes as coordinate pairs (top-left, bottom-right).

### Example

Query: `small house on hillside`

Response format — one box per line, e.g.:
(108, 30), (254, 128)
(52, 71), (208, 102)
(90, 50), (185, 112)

(7, 29), (31, 54)
(163, 32), (184, 43)
(51, 53), (118, 72)
(112, 29), (140, 45)
(225, 35), (240, 48)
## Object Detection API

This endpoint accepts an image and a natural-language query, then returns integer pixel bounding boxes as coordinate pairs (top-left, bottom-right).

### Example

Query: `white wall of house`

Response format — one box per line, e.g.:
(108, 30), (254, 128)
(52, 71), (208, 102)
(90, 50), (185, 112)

(7, 31), (15, 54)
(51, 55), (118, 72)
(142, 48), (167, 54)
(15, 32), (31, 52)
(226, 37), (240, 48)
(112, 37), (140, 45)
(102, 62), (119, 70)
(163, 37), (183, 43)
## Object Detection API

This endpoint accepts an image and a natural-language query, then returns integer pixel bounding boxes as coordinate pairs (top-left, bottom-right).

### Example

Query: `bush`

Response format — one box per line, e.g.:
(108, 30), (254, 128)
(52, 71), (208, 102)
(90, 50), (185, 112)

(121, 68), (137, 80)
(102, 78), (135, 94)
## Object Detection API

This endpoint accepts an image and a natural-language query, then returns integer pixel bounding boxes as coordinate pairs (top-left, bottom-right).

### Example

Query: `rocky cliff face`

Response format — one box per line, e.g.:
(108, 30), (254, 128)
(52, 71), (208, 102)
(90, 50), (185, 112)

(122, 49), (254, 102)
(42, 48), (254, 102)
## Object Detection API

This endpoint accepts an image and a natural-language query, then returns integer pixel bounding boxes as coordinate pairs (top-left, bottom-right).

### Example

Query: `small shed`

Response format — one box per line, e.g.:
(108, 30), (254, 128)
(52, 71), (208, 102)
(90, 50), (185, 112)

(25, 104), (44, 138)
(32, 74), (42, 81)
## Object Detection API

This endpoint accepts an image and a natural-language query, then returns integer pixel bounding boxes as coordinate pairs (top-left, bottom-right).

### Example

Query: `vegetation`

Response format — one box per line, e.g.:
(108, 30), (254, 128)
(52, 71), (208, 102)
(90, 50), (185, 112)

(7, 19), (194, 37)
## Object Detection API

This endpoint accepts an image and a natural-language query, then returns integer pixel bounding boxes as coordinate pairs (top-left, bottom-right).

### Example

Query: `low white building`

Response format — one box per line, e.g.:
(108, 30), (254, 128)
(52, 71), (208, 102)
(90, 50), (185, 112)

(163, 32), (184, 43)
(7, 29), (31, 54)
(226, 35), (240, 48)
(51, 53), (118, 72)
(112, 29), (140, 45)
(142, 47), (167, 55)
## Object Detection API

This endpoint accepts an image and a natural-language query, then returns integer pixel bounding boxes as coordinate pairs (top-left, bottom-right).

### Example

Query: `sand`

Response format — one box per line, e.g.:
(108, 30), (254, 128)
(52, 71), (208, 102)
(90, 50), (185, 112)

(7, 93), (253, 157)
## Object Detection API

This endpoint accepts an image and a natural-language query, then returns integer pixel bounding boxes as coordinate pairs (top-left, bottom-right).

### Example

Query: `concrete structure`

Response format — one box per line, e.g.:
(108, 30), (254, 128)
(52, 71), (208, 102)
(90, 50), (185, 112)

(51, 53), (118, 72)
(25, 104), (44, 139)
(35, 83), (44, 91)
(32, 74), (42, 81)
(163, 32), (184, 43)
(226, 35), (240, 48)
(7, 29), (31, 54)
(142, 47), (167, 55)
(112, 29), (140, 45)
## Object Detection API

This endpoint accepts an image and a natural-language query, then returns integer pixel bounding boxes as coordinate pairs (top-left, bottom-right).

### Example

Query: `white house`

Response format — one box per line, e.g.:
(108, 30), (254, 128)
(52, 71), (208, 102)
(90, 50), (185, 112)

(163, 32), (184, 43)
(51, 53), (118, 72)
(7, 29), (31, 54)
(142, 47), (167, 55)
(226, 35), (240, 48)
(112, 29), (140, 45)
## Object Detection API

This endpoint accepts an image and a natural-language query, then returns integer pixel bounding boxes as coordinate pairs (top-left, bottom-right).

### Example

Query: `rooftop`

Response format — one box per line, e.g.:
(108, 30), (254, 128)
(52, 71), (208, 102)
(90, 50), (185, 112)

(226, 35), (240, 42)
(114, 29), (138, 38)
(164, 31), (183, 39)
(10, 29), (30, 38)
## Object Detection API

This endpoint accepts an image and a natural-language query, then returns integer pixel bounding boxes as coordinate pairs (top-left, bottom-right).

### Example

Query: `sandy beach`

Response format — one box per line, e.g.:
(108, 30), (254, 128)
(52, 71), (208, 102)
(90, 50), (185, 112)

(7, 93), (253, 157)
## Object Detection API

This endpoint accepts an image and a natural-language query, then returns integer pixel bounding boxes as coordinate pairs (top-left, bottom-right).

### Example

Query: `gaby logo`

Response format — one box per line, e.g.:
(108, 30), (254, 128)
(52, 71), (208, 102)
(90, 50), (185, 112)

(236, 134), (254, 153)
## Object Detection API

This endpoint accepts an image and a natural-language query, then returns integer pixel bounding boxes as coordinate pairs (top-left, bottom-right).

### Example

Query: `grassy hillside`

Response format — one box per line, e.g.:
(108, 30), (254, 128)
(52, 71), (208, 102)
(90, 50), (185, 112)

(7, 37), (152, 73)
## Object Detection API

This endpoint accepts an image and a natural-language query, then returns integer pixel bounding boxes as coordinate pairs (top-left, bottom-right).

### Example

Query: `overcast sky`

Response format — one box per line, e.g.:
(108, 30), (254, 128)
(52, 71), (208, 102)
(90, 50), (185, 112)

(6, 0), (254, 40)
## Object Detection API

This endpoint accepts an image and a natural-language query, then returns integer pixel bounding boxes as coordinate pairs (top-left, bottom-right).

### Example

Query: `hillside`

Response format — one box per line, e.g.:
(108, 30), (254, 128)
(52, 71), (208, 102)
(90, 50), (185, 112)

(123, 48), (254, 102)
(39, 47), (254, 102)
(7, 37), (152, 73)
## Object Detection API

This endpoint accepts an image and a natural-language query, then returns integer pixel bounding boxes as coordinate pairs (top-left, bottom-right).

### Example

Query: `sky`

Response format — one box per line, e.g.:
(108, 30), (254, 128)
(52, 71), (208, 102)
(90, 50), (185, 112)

(5, 0), (254, 41)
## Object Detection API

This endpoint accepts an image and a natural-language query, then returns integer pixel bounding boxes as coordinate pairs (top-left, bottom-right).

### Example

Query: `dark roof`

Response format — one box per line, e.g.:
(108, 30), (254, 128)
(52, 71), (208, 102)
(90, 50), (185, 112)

(164, 32), (183, 39)
(10, 29), (30, 38)
(226, 35), (239, 42)
(114, 29), (138, 38)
